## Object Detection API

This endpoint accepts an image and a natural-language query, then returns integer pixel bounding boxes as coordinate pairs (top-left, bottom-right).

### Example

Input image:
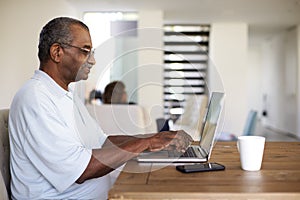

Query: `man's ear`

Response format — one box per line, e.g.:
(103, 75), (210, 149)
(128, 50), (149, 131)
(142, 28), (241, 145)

(50, 43), (63, 63)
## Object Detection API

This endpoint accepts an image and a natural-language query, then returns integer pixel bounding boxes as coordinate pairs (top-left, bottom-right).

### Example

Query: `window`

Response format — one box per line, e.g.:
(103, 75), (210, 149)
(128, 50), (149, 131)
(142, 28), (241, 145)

(83, 12), (139, 102)
(163, 24), (210, 120)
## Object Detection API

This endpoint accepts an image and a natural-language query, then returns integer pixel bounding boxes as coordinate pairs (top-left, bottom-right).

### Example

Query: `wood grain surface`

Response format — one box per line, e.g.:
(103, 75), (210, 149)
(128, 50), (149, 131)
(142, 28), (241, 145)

(109, 142), (300, 200)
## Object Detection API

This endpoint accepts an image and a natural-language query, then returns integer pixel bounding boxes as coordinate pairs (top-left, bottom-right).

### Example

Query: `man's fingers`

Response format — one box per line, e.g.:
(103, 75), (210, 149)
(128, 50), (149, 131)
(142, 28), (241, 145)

(148, 130), (193, 153)
(177, 130), (194, 142)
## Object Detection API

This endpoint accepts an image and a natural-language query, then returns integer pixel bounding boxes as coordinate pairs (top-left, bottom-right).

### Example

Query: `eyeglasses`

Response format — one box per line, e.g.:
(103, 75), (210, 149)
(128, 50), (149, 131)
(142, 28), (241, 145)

(61, 43), (95, 58)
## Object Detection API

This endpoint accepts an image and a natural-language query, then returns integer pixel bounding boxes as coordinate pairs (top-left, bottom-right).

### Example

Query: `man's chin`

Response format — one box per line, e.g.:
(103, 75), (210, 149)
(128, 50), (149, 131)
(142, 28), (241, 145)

(78, 67), (91, 80)
(82, 75), (89, 80)
(75, 73), (89, 81)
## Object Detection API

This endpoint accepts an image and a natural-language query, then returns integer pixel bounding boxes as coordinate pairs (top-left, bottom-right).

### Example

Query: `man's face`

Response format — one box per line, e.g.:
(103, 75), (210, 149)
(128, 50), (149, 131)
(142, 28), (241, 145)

(60, 24), (96, 82)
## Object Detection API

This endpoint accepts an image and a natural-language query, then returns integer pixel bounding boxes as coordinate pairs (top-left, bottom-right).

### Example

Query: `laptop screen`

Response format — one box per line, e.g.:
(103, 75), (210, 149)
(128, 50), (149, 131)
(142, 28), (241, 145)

(199, 92), (224, 155)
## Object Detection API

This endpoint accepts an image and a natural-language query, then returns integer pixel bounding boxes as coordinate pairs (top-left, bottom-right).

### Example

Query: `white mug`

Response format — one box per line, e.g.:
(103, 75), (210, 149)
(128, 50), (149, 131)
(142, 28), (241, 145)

(237, 136), (266, 171)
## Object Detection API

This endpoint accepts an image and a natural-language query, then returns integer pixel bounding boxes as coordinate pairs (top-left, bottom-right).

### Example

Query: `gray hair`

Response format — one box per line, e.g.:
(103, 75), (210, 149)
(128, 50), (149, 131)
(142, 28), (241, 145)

(38, 17), (89, 65)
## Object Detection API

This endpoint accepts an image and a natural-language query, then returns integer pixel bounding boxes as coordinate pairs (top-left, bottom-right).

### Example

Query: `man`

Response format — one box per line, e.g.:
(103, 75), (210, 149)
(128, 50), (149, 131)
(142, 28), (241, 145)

(9, 17), (192, 199)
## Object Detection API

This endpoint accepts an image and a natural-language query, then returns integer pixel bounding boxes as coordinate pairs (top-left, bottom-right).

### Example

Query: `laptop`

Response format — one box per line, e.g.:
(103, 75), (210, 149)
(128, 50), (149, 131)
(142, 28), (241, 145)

(136, 92), (225, 163)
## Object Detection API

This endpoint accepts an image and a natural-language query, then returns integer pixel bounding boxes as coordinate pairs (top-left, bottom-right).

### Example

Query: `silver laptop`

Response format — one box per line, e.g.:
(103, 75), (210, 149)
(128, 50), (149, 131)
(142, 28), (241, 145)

(136, 92), (225, 163)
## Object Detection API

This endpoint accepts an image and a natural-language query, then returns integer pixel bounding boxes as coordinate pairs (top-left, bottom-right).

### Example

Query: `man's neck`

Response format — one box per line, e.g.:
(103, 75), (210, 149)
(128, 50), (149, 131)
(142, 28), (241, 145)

(40, 66), (69, 91)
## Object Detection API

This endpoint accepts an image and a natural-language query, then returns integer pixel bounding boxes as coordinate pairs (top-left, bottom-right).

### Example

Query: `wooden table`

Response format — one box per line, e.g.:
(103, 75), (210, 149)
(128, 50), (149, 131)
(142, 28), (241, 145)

(108, 142), (300, 200)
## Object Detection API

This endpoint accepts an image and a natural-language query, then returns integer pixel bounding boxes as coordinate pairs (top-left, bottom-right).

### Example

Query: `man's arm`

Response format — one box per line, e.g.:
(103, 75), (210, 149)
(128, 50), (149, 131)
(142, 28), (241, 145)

(76, 130), (192, 184)
(102, 135), (146, 146)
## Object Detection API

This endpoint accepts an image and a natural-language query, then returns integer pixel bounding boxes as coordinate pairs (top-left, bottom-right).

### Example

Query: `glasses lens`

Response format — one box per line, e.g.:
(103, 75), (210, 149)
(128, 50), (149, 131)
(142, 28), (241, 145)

(89, 49), (95, 58)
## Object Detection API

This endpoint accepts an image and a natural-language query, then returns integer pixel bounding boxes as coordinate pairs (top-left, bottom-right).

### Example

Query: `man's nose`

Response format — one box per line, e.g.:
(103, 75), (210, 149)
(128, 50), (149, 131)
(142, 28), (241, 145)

(87, 54), (96, 65)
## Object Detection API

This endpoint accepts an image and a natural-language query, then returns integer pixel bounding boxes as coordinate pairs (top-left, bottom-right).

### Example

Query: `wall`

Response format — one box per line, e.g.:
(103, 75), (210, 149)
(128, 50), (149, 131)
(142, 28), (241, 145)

(137, 10), (164, 132)
(111, 37), (139, 103)
(0, 0), (78, 109)
(260, 27), (298, 136)
(285, 27), (298, 135)
(209, 23), (248, 136)
(247, 45), (263, 115)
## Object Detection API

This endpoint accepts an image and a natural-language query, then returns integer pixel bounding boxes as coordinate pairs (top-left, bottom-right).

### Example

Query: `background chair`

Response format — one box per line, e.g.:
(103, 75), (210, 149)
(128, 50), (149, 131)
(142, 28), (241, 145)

(243, 110), (258, 136)
(156, 118), (170, 132)
(217, 109), (258, 141)
(86, 104), (148, 135)
(0, 109), (10, 199)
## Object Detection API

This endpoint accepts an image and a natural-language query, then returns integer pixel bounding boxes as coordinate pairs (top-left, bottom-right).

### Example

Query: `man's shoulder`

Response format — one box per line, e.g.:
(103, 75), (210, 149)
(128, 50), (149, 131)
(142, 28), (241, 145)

(17, 78), (48, 99)
(11, 77), (53, 112)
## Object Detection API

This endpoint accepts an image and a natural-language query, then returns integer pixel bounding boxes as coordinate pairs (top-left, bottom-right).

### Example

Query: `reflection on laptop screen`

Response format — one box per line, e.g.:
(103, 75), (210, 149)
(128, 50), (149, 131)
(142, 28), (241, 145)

(199, 92), (224, 156)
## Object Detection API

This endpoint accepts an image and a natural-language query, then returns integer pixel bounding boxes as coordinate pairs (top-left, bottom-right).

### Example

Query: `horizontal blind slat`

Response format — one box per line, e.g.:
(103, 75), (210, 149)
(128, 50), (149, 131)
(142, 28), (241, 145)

(164, 24), (209, 119)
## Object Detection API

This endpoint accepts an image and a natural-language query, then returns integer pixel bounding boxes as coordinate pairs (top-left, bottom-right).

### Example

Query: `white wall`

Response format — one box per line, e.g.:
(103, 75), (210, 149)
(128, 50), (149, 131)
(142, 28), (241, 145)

(247, 45), (263, 115)
(247, 26), (300, 137)
(209, 23), (248, 136)
(0, 0), (78, 109)
(111, 37), (139, 103)
(285, 28), (298, 135)
(137, 10), (164, 132)
(260, 27), (298, 136)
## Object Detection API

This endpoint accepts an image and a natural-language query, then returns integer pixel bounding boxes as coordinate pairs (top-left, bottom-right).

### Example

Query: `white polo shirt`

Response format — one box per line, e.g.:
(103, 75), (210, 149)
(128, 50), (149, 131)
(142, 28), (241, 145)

(9, 70), (109, 200)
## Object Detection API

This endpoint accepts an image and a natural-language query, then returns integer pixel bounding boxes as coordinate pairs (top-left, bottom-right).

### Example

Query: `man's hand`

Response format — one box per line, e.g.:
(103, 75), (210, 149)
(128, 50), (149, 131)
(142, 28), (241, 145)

(148, 130), (193, 152)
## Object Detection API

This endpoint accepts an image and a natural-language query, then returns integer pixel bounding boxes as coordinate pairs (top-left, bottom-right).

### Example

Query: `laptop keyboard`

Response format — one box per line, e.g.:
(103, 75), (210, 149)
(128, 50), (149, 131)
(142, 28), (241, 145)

(168, 147), (197, 158)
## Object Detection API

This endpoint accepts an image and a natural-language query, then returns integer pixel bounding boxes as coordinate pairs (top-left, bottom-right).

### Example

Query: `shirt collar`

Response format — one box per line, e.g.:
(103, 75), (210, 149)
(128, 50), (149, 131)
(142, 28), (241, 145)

(32, 70), (73, 99)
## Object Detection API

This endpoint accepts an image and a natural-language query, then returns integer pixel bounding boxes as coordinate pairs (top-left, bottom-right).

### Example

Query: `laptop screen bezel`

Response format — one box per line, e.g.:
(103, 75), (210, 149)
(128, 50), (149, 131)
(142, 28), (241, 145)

(198, 92), (224, 156)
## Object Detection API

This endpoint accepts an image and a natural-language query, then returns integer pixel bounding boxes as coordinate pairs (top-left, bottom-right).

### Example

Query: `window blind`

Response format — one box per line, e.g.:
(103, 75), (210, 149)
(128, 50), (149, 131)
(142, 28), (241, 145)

(163, 24), (210, 120)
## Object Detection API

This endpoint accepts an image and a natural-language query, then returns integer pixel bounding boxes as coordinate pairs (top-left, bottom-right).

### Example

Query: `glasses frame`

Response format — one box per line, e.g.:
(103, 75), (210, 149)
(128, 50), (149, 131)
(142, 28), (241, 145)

(60, 43), (95, 58)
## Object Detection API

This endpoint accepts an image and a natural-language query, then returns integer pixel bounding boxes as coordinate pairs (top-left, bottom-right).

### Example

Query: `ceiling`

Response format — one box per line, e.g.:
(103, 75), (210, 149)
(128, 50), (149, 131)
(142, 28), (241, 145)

(69, 0), (300, 43)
